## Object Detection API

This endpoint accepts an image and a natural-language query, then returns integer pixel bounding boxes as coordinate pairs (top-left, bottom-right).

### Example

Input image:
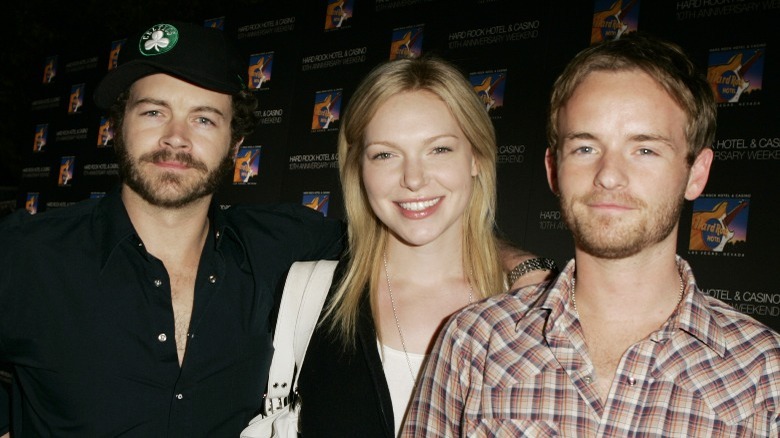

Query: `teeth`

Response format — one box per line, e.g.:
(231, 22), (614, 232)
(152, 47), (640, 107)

(399, 198), (440, 211)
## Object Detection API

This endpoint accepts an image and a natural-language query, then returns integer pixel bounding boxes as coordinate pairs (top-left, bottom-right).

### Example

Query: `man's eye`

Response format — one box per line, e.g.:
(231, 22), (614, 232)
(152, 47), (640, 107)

(638, 148), (656, 156)
(574, 146), (593, 154)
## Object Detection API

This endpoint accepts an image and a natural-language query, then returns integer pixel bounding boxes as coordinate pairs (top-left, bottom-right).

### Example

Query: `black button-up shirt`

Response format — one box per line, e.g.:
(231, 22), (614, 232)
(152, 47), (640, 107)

(0, 190), (343, 436)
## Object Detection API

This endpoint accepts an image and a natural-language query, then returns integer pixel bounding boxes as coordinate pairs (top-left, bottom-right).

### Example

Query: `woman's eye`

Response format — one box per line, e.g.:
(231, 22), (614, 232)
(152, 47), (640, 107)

(371, 152), (392, 160)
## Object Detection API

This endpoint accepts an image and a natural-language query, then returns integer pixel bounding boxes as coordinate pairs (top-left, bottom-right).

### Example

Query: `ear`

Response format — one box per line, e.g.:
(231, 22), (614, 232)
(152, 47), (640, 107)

(471, 154), (479, 177)
(684, 147), (713, 200)
(231, 137), (245, 160)
(544, 148), (559, 195)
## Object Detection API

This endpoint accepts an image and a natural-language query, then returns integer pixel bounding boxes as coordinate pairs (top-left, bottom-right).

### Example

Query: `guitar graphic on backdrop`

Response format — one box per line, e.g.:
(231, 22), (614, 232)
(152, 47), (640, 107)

(326, 1), (349, 29)
(234, 149), (260, 183)
(707, 49), (763, 103)
(473, 74), (505, 111)
(591, 0), (638, 43)
(304, 194), (329, 213)
(312, 92), (341, 130)
(249, 55), (272, 89)
(390, 29), (422, 60)
(689, 200), (748, 252)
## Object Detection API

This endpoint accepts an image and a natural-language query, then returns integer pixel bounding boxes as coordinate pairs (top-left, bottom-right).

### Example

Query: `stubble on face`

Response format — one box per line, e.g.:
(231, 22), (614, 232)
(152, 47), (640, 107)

(560, 184), (686, 259)
(115, 132), (234, 209)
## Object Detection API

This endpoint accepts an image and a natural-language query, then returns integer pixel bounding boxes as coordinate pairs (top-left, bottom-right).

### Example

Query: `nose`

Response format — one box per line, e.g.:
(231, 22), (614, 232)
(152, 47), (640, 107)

(160, 118), (191, 150)
(594, 150), (627, 190)
(401, 157), (427, 192)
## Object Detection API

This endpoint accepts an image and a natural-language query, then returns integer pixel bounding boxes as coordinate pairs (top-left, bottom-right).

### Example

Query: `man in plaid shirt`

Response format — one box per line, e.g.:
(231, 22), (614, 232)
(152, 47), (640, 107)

(403, 33), (780, 437)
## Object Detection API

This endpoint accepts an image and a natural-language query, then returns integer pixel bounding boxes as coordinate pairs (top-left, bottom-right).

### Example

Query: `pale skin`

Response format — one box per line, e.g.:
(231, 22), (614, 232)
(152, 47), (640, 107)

(362, 90), (545, 356)
(119, 74), (240, 366)
(363, 90), (478, 354)
(546, 70), (713, 402)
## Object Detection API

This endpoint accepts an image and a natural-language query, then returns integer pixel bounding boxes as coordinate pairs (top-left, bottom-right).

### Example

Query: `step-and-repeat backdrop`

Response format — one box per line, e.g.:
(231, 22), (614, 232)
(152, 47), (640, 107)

(17, 0), (780, 330)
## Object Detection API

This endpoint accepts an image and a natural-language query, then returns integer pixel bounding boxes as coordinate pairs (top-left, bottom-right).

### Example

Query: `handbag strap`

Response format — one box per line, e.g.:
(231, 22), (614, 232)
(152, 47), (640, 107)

(264, 259), (337, 411)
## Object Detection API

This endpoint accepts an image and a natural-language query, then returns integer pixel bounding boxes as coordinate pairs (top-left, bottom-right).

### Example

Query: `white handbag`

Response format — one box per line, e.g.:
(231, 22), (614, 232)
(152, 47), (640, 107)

(240, 260), (338, 438)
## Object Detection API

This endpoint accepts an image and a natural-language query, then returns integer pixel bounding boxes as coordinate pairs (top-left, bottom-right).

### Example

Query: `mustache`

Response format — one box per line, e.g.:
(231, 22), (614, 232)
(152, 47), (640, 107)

(139, 149), (208, 172)
(579, 191), (646, 209)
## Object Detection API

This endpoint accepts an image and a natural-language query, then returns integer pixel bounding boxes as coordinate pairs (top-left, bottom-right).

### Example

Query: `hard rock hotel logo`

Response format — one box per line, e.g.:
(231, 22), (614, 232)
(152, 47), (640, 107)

(389, 25), (424, 60)
(325, 0), (352, 30)
(58, 156), (75, 187)
(302, 192), (330, 216)
(707, 46), (765, 104)
(33, 124), (48, 152)
(68, 84), (85, 114)
(204, 17), (225, 30)
(108, 39), (125, 71)
(591, 0), (639, 44)
(248, 53), (273, 90)
(97, 117), (114, 147)
(311, 90), (342, 131)
(689, 196), (749, 254)
(470, 70), (506, 113)
(233, 146), (261, 184)
(43, 55), (57, 84)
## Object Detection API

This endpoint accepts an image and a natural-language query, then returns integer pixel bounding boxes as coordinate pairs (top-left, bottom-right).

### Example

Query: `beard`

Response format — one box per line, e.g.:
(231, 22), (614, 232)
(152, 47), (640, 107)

(114, 133), (234, 209)
(560, 187), (686, 259)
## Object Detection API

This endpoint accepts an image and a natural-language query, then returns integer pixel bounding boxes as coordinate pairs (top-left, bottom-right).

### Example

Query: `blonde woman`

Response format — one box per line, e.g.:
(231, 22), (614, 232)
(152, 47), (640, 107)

(296, 56), (555, 437)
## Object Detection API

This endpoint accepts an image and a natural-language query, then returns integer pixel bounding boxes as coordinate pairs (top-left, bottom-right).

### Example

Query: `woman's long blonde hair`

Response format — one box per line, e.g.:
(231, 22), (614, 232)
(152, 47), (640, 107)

(325, 56), (504, 347)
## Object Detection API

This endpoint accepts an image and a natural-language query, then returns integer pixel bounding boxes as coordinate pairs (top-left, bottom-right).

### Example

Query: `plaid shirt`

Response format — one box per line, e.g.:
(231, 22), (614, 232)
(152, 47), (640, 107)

(403, 257), (780, 437)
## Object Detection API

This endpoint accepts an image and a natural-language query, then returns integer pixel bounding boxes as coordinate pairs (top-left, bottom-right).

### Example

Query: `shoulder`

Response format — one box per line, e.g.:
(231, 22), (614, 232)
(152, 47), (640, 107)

(224, 202), (344, 236)
(681, 292), (780, 421)
(225, 202), (335, 223)
(701, 292), (780, 353)
(0, 200), (98, 246)
(705, 294), (780, 366)
(457, 282), (547, 325)
(443, 282), (549, 347)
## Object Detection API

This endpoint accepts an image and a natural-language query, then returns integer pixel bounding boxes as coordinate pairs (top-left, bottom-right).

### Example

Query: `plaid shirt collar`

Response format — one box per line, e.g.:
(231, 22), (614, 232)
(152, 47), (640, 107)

(530, 256), (728, 360)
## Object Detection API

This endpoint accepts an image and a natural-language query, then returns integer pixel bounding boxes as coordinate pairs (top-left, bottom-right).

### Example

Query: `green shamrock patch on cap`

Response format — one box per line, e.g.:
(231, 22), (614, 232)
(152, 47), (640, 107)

(139, 23), (179, 56)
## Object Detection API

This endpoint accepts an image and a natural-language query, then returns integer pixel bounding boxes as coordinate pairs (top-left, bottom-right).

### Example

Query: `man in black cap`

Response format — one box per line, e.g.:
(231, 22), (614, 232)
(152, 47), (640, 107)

(0, 21), (343, 436)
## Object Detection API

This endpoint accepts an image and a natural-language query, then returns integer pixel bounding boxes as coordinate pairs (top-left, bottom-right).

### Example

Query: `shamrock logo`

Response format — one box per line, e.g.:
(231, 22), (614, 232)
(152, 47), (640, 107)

(139, 23), (179, 56)
(144, 30), (169, 52)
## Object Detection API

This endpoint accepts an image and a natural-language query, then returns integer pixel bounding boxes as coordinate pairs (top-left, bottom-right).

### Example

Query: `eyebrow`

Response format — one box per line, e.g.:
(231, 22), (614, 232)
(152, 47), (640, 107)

(129, 97), (226, 118)
(564, 132), (597, 141)
(365, 133), (460, 148)
(564, 131), (675, 148)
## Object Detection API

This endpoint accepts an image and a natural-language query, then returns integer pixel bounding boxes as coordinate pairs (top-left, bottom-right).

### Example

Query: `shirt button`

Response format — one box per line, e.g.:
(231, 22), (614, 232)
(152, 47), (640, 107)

(583, 376), (592, 384)
(208, 275), (217, 284)
(154, 279), (162, 287)
(175, 393), (183, 400)
(628, 376), (637, 386)
(158, 333), (167, 342)
(216, 231), (221, 239)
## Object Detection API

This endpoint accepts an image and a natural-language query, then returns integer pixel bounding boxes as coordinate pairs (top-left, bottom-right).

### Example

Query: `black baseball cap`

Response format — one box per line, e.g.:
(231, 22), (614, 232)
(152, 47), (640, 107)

(94, 21), (246, 109)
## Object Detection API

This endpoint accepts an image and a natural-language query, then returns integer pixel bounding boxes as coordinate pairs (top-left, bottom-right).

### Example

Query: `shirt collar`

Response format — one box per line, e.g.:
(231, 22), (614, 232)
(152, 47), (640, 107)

(534, 257), (727, 358)
(94, 189), (136, 269)
(669, 257), (728, 357)
(94, 188), (242, 269)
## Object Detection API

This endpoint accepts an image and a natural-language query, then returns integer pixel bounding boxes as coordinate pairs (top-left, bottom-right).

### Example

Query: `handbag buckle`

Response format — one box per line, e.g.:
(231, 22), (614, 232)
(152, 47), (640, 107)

(264, 396), (288, 415)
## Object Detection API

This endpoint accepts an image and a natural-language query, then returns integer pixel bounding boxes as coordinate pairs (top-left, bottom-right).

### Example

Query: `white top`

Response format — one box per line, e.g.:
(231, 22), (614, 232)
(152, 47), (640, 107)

(378, 340), (426, 437)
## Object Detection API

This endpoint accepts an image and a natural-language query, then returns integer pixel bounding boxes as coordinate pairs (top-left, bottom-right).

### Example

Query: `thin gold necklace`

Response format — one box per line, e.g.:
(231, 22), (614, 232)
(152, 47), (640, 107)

(382, 252), (473, 383)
